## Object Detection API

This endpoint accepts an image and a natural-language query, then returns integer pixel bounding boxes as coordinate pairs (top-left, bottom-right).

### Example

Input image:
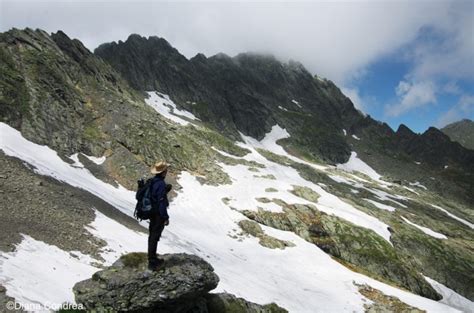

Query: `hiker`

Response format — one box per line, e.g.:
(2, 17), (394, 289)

(147, 161), (171, 271)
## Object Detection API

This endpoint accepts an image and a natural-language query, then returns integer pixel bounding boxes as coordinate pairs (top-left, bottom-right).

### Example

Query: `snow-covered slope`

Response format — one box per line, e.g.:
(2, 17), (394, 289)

(145, 91), (199, 125)
(1, 122), (472, 312)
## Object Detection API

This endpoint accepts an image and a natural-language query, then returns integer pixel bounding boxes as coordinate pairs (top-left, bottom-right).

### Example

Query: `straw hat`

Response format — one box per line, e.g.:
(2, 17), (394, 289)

(150, 161), (169, 175)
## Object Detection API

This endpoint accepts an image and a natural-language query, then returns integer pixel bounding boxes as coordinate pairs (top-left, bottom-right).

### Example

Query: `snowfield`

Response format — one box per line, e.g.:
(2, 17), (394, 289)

(401, 216), (448, 240)
(337, 152), (382, 183)
(145, 91), (199, 125)
(0, 122), (471, 312)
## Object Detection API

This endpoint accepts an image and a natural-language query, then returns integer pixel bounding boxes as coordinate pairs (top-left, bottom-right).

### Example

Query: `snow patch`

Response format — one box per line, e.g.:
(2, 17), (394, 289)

(68, 153), (84, 168)
(145, 91), (198, 126)
(365, 188), (408, 208)
(364, 199), (397, 212)
(343, 129), (347, 136)
(0, 123), (136, 217)
(352, 134), (361, 140)
(291, 99), (302, 108)
(0, 235), (99, 306)
(409, 181), (428, 190)
(430, 204), (474, 229)
(337, 152), (386, 184)
(401, 216), (448, 239)
(239, 124), (327, 171)
(85, 211), (148, 264)
(84, 154), (106, 165)
(424, 276), (474, 312)
(403, 186), (420, 195)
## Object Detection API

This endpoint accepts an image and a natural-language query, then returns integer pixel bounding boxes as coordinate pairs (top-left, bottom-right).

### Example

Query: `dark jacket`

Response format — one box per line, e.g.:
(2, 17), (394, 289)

(150, 175), (169, 219)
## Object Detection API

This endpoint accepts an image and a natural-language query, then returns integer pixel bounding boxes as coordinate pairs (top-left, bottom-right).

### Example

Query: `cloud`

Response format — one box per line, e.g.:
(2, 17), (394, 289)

(1, 0), (471, 129)
(0, 0), (458, 85)
(385, 1), (473, 118)
(406, 6), (474, 82)
(435, 95), (474, 127)
(386, 80), (437, 117)
(340, 87), (364, 112)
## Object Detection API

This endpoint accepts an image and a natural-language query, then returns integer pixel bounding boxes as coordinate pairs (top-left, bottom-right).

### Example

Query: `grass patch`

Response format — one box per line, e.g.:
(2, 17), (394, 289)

(119, 252), (147, 268)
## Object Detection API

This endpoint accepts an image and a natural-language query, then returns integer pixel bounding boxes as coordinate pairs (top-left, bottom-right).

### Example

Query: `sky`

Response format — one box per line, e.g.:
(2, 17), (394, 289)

(1, 0), (473, 133)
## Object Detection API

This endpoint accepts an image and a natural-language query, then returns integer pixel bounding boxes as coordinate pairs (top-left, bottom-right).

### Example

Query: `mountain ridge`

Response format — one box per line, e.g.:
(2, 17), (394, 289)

(94, 32), (474, 203)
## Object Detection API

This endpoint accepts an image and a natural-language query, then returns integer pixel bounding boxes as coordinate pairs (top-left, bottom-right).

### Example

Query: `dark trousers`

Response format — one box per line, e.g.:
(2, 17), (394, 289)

(148, 214), (165, 265)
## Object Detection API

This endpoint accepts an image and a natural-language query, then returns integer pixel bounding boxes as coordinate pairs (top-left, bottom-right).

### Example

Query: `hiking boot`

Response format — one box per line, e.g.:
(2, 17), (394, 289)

(148, 258), (164, 271)
(148, 263), (160, 271)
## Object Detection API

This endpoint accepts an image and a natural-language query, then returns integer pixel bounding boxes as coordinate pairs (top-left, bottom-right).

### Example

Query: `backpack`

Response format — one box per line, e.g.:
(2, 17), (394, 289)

(134, 178), (154, 220)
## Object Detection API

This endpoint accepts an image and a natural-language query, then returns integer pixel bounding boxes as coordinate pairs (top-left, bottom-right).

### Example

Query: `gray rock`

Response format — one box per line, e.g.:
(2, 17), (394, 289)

(74, 253), (219, 312)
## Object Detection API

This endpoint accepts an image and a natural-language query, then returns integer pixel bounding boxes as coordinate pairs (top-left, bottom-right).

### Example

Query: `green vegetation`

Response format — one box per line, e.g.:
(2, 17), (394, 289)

(291, 185), (320, 202)
(238, 220), (294, 250)
(119, 252), (147, 268)
(0, 47), (30, 122)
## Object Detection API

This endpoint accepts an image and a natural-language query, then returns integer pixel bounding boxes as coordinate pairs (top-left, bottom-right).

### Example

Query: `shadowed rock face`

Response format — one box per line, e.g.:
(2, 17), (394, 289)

(73, 253), (288, 313)
(95, 34), (358, 163)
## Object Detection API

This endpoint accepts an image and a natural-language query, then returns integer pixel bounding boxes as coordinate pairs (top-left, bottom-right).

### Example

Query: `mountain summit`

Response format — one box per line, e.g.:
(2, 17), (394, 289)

(441, 119), (474, 150)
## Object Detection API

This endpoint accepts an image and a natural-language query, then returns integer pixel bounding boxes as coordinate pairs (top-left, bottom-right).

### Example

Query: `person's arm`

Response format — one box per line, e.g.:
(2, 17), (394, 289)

(152, 181), (169, 220)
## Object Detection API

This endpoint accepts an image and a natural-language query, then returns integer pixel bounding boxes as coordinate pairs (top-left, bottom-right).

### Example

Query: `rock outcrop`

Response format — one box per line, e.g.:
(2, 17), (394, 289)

(441, 119), (474, 151)
(73, 253), (287, 313)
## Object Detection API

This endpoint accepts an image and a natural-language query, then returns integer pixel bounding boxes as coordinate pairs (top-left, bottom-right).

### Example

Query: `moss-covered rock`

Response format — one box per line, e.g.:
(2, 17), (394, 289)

(290, 185), (320, 203)
(238, 220), (294, 250)
(357, 284), (424, 313)
(206, 293), (288, 313)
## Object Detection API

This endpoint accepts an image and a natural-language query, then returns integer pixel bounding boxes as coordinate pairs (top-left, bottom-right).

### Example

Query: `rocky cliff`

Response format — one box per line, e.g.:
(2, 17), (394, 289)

(442, 119), (474, 150)
(73, 252), (287, 313)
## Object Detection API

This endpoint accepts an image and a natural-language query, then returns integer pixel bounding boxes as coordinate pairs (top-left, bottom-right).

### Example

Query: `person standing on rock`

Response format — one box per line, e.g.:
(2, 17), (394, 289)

(148, 161), (171, 271)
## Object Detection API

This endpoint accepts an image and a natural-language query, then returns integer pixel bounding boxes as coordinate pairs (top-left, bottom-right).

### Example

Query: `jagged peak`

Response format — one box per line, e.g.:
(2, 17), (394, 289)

(396, 124), (416, 136)
(1, 27), (56, 51)
(210, 52), (232, 60)
(125, 33), (173, 48)
(422, 126), (448, 139)
(191, 52), (207, 62)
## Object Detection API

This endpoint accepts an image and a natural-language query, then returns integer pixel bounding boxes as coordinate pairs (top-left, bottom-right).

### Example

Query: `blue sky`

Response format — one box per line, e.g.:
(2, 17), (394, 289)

(1, 0), (473, 133)
(345, 22), (474, 133)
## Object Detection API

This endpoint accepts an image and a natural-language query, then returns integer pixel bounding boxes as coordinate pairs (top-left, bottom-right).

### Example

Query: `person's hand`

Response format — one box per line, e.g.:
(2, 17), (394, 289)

(164, 219), (169, 226)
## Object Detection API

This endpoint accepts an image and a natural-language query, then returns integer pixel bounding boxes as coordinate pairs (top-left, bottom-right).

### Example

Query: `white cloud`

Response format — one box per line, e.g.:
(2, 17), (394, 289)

(0, 0), (461, 85)
(443, 81), (462, 95)
(385, 1), (473, 118)
(386, 80), (437, 117)
(436, 95), (474, 127)
(341, 87), (364, 112)
(1, 0), (471, 128)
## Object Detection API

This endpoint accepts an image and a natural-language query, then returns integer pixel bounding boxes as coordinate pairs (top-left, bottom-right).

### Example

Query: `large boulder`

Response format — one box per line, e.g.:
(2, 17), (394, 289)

(73, 253), (287, 313)
(73, 253), (219, 312)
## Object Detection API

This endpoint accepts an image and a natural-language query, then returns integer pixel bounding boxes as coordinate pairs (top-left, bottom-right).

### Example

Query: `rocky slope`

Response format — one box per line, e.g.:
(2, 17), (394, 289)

(442, 119), (474, 150)
(74, 252), (287, 313)
(95, 34), (474, 205)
